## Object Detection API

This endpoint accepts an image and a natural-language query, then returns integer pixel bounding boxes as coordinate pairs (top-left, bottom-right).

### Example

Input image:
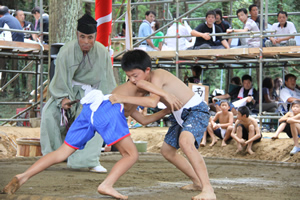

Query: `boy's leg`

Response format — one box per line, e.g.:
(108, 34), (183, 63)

(161, 141), (202, 191)
(246, 124), (255, 154)
(222, 126), (233, 147)
(289, 123), (300, 155)
(98, 136), (138, 200)
(178, 131), (216, 200)
(200, 130), (208, 147)
(235, 125), (243, 152)
(2, 144), (76, 194)
(207, 123), (218, 147)
(271, 122), (286, 140)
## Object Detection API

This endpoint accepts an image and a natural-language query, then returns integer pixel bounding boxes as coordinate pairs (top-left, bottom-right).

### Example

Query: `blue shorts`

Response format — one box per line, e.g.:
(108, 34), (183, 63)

(65, 100), (130, 150)
(164, 101), (209, 149)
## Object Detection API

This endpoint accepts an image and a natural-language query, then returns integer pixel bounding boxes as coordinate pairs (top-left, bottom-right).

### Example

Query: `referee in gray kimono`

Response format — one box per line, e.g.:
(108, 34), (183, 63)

(40, 14), (116, 172)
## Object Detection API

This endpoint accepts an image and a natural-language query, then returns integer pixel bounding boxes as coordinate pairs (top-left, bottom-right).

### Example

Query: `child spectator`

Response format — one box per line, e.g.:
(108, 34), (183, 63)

(271, 100), (300, 155)
(151, 20), (164, 50)
(201, 100), (234, 147)
(231, 106), (262, 154)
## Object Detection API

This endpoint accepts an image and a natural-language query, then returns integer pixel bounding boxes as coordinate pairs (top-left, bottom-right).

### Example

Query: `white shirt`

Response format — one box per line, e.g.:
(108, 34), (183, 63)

(271, 21), (297, 43)
(163, 23), (192, 50)
(280, 87), (300, 103)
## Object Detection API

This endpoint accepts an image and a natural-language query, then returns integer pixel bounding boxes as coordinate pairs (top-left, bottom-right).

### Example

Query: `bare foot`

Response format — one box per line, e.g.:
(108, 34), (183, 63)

(180, 183), (202, 191)
(209, 139), (217, 147)
(200, 141), (206, 147)
(98, 184), (128, 200)
(1, 177), (20, 195)
(271, 136), (279, 140)
(221, 140), (227, 147)
(247, 148), (254, 155)
(192, 190), (216, 200)
(235, 145), (243, 153)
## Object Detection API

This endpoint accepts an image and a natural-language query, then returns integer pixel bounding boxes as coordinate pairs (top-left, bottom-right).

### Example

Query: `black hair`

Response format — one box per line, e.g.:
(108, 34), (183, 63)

(214, 8), (223, 19)
(231, 76), (241, 85)
(220, 100), (230, 107)
(122, 22), (126, 30)
(236, 8), (248, 16)
(0, 6), (9, 15)
(291, 100), (300, 107)
(145, 10), (156, 17)
(121, 49), (152, 72)
(285, 73), (297, 82)
(242, 74), (252, 82)
(248, 4), (257, 12)
(31, 6), (40, 14)
(238, 106), (250, 117)
(154, 20), (160, 30)
(277, 11), (288, 17)
(263, 77), (274, 90)
(206, 10), (216, 18)
(192, 65), (202, 77)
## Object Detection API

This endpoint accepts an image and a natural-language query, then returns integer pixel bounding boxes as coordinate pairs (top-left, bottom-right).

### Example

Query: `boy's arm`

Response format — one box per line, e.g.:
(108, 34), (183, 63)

(230, 121), (244, 143)
(287, 113), (300, 123)
(219, 112), (234, 129)
(130, 107), (170, 125)
(245, 119), (261, 144)
(110, 80), (183, 111)
(279, 112), (291, 123)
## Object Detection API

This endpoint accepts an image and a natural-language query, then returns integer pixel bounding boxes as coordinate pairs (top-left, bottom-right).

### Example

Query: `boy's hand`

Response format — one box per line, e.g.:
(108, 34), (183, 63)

(164, 93), (183, 112)
(109, 94), (123, 104)
(239, 138), (246, 145)
(213, 123), (219, 130)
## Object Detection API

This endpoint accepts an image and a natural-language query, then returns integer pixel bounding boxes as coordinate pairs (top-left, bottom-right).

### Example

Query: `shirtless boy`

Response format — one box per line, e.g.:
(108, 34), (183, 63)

(1, 81), (181, 200)
(272, 101), (300, 155)
(201, 100), (234, 147)
(110, 49), (216, 200)
(231, 106), (262, 154)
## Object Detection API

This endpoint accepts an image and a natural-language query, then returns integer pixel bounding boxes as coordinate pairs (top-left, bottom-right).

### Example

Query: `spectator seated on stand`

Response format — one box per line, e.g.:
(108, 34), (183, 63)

(265, 11), (297, 47)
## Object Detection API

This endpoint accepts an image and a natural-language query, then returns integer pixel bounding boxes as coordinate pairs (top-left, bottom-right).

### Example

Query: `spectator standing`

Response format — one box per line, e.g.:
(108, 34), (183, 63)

(227, 8), (260, 48)
(248, 4), (265, 31)
(191, 10), (230, 49)
(31, 6), (49, 43)
(15, 10), (33, 40)
(184, 65), (202, 84)
(138, 10), (159, 51)
(151, 20), (164, 50)
(0, 6), (24, 42)
(214, 8), (232, 45)
(265, 11), (297, 47)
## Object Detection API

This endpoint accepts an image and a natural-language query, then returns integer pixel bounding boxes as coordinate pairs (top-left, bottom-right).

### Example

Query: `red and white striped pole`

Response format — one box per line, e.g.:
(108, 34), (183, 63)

(95, 0), (113, 64)
(95, 0), (112, 47)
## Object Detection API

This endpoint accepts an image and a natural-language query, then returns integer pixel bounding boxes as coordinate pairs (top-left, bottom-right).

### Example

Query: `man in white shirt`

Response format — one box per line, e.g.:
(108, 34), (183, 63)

(280, 74), (300, 104)
(227, 8), (260, 48)
(265, 11), (297, 47)
(162, 16), (192, 50)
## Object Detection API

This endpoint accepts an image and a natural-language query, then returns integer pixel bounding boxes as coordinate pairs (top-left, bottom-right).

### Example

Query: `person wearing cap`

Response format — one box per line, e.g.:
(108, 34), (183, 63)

(39, 14), (116, 173)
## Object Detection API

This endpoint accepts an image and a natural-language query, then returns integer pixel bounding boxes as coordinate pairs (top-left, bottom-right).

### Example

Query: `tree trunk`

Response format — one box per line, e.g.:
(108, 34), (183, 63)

(49, 0), (82, 44)
(47, 0), (82, 99)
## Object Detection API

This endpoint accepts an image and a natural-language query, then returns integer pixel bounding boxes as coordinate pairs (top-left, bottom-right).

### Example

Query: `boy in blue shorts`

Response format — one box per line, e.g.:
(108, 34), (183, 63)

(110, 49), (216, 200)
(2, 81), (182, 200)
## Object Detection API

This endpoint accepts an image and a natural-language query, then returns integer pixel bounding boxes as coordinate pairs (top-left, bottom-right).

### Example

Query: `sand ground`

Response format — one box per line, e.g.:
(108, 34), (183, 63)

(0, 126), (300, 200)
